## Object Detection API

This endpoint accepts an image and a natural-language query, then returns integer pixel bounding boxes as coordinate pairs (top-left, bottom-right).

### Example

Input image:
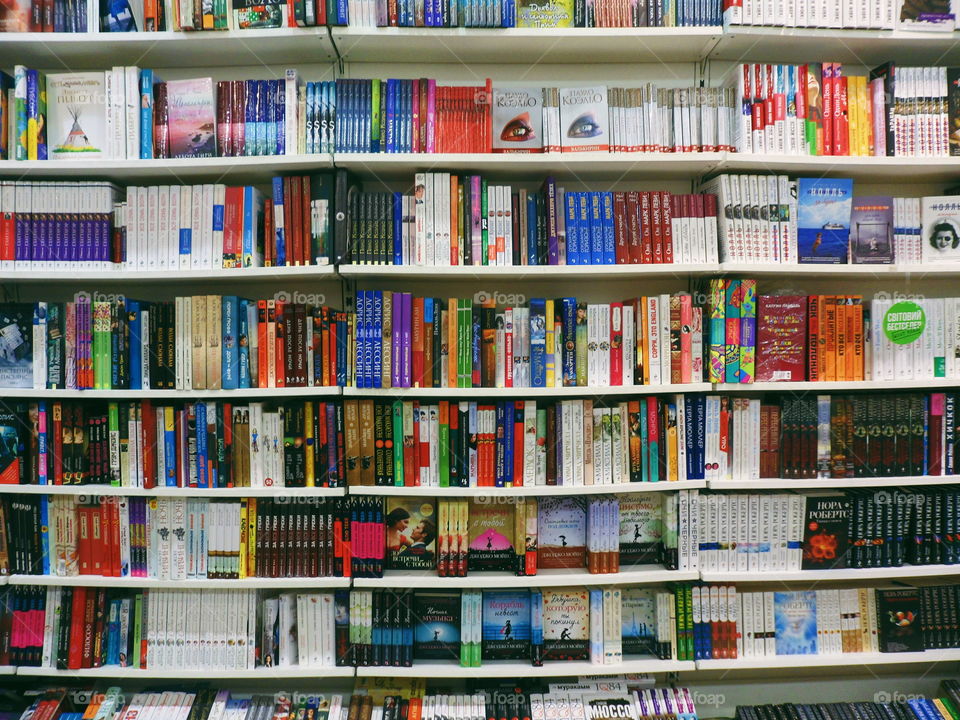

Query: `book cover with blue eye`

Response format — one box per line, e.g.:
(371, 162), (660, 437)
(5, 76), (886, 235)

(413, 591), (461, 660)
(492, 87), (543, 153)
(797, 177), (853, 264)
(773, 591), (818, 655)
(482, 590), (531, 660)
(558, 86), (608, 153)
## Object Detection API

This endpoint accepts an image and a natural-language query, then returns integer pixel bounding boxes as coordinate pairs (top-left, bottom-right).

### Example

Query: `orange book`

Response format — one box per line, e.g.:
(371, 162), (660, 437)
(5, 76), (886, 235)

(850, 298), (863, 381)
(823, 296), (837, 382)
(257, 301), (268, 388)
(835, 297), (847, 382)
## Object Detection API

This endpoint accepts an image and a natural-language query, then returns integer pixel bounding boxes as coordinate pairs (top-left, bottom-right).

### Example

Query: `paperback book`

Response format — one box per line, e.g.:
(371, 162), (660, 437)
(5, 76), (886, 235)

(558, 87), (608, 153)
(797, 178), (853, 264)
(876, 588), (923, 652)
(0, 304), (33, 388)
(385, 498), (437, 570)
(481, 590), (531, 660)
(491, 87), (544, 153)
(773, 591), (818, 655)
(850, 196), (894, 263)
(47, 73), (107, 159)
(413, 591), (461, 660)
(541, 588), (589, 660)
(800, 497), (851, 570)
(617, 495), (662, 566)
(537, 497), (586, 569)
(165, 78), (216, 158)
(921, 195), (960, 263)
(467, 501), (517, 572)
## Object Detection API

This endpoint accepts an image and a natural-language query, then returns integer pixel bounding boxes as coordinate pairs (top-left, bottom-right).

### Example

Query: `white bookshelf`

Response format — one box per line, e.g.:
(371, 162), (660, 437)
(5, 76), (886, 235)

(16, 666), (356, 679)
(343, 384), (711, 398)
(356, 658), (694, 678)
(700, 565), (960, 584)
(0, 266), (337, 283)
(720, 263), (960, 277)
(709, 476), (960, 489)
(695, 650), (960, 671)
(348, 480), (706, 496)
(340, 264), (721, 279)
(0, 484), (345, 497)
(353, 566), (694, 589)
(7, 574), (351, 589)
(0, 386), (341, 399)
(714, 379), (960, 392)
(0, 666), (14, 675)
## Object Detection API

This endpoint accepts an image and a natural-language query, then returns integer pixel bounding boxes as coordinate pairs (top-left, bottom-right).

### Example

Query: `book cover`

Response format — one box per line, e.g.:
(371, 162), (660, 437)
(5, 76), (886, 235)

(801, 496), (850, 570)
(482, 590), (531, 660)
(47, 73), (107, 159)
(897, 0), (957, 30)
(850, 196), (894, 264)
(755, 295), (807, 382)
(876, 588), (923, 652)
(517, 0), (574, 27)
(797, 177), (853, 264)
(581, 695), (640, 720)
(165, 78), (216, 159)
(921, 196), (960, 263)
(412, 591), (460, 661)
(232, 0), (286, 26)
(0, 406), (22, 484)
(467, 500), (516, 572)
(950, 68), (960, 157)
(385, 498), (436, 570)
(617, 494), (663, 566)
(537, 496), (586, 569)
(492, 87), (544, 153)
(0, 303), (33, 388)
(541, 588), (589, 661)
(558, 87), (608, 153)
(773, 591), (818, 655)
(620, 587), (658, 655)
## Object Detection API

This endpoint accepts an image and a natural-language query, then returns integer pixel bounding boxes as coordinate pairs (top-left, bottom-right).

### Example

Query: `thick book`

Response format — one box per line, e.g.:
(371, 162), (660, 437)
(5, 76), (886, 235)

(773, 591), (818, 655)
(558, 87), (608, 153)
(47, 73), (108, 159)
(921, 195), (960, 264)
(850, 196), (894, 264)
(412, 591), (460, 661)
(876, 588), (923, 652)
(491, 87), (544, 153)
(165, 78), (216, 158)
(755, 295), (807, 382)
(385, 497), (436, 571)
(800, 496), (850, 570)
(797, 177), (853, 264)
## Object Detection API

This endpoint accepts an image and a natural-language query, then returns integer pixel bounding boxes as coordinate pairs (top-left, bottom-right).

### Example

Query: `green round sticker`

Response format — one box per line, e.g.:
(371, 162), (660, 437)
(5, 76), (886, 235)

(883, 301), (925, 345)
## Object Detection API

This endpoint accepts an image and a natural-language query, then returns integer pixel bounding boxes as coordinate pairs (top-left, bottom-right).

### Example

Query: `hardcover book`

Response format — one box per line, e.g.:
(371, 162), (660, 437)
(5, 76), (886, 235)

(558, 87), (608, 153)
(232, 0), (287, 26)
(850, 196), (894, 264)
(165, 78), (216, 158)
(47, 73), (108, 159)
(620, 588), (658, 655)
(797, 177), (853, 264)
(541, 588), (589, 661)
(385, 498), (436, 571)
(482, 590), (531, 660)
(617, 494), (663, 566)
(773, 591), (818, 655)
(921, 195), (960, 263)
(492, 87), (544, 153)
(801, 496), (850, 570)
(517, 0), (573, 26)
(876, 588), (923, 652)
(0, 304), (33, 388)
(468, 501), (517, 572)
(537, 497), (586, 569)
(0, 407), (22, 484)
(755, 295), (807, 382)
(413, 591), (460, 661)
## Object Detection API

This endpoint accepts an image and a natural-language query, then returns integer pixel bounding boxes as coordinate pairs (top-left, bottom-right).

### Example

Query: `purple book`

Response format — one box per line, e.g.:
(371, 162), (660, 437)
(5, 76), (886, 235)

(471, 176), (482, 266)
(543, 176), (559, 265)
(325, 402), (338, 486)
(401, 292), (412, 388)
(392, 291), (402, 388)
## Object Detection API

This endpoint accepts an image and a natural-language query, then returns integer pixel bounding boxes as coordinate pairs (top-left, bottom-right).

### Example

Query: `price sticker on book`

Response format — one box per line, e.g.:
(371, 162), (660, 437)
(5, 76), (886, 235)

(883, 301), (926, 345)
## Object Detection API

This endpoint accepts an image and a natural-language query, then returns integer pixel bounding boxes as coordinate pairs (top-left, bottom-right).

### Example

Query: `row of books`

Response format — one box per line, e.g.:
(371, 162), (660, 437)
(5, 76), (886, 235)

(734, 63), (957, 158)
(724, 0), (958, 31)
(1, 496), (371, 579)
(344, 177), (719, 267)
(736, 695), (960, 720)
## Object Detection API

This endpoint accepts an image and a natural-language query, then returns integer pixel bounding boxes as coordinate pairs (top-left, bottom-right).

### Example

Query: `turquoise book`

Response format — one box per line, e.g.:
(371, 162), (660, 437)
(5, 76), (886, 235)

(797, 177), (853, 264)
(774, 591), (818, 655)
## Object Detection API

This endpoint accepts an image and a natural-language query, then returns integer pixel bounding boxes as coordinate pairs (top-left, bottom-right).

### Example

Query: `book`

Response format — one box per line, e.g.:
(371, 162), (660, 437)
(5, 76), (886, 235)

(921, 195), (960, 263)
(773, 591), (817, 655)
(47, 73), (107, 159)
(581, 694), (640, 720)
(897, 0), (957, 30)
(617, 495), (662, 566)
(0, 408), (22, 484)
(755, 295), (807, 382)
(797, 178), (853, 264)
(467, 501), (517, 572)
(492, 87), (544, 153)
(516, 0), (573, 26)
(537, 497), (586, 569)
(541, 588), (589, 660)
(412, 591), (460, 660)
(620, 587), (658, 655)
(558, 87), (608, 153)
(385, 498), (437, 571)
(481, 590), (531, 660)
(0, 304), (33, 388)
(800, 496), (850, 570)
(165, 78), (216, 159)
(850, 196), (894, 263)
(876, 588), (923, 652)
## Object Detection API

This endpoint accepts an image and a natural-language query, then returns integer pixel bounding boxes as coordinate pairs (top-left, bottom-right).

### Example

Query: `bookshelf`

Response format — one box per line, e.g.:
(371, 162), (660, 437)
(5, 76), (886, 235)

(4, 22), (960, 705)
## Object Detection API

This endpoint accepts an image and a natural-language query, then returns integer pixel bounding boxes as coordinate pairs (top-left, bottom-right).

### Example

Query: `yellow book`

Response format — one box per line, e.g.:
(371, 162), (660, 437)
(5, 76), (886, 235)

(238, 499), (248, 578)
(545, 299), (555, 388)
(934, 699), (957, 720)
(304, 401), (315, 487)
(246, 497), (257, 576)
(847, 77), (860, 157)
(640, 298), (650, 386)
(163, 406), (175, 485)
(448, 297), (458, 388)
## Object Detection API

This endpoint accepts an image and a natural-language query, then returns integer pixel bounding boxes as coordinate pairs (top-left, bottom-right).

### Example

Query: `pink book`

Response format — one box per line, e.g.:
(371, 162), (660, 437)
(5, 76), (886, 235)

(680, 294), (693, 384)
(165, 77), (216, 159)
(425, 80), (437, 154)
(504, 308), (513, 388)
(871, 77), (887, 157)
(65, 301), (76, 389)
(609, 302), (622, 386)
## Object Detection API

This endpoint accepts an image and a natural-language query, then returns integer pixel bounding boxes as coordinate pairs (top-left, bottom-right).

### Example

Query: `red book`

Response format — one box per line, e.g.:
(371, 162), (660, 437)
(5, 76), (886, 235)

(301, 175), (312, 265)
(610, 302), (623, 386)
(263, 198), (274, 267)
(222, 186), (243, 269)
(51, 402), (63, 484)
(755, 295), (807, 382)
(661, 192), (674, 264)
(613, 192), (629, 264)
(274, 300), (286, 388)
(411, 297), (424, 387)
(639, 192), (654, 263)
(929, 393), (945, 475)
(751, 103), (764, 149)
(807, 295), (821, 382)
(0, 205), (14, 265)
(650, 192), (664, 263)
(66, 587), (87, 669)
(231, 81), (246, 157)
(141, 399), (156, 489)
(80, 589), (95, 667)
(290, 176), (303, 266)
(822, 63), (834, 155)
(625, 192), (642, 264)
(411, 401), (421, 485)
(257, 300), (268, 388)
(512, 401), (524, 486)
(90, 503), (104, 576)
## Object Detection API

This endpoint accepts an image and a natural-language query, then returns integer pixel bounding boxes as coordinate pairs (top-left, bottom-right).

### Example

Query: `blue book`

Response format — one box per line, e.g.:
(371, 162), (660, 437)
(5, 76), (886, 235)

(565, 192), (580, 265)
(241, 186), (258, 267)
(774, 591), (817, 655)
(179, 194), (192, 266)
(529, 298), (546, 387)
(589, 192), (603, 264)
(244, 80), (257, 157)
(106, 599), (120, 665)
(238, 299), (250, 389)
(139, 70), (154, 159)
(601, 192), (616, 264)
(126, 300), (142, 390)
(482, 590), (531, 660)
(221, 296), (239, 390)
(471, 308), (481, 386)
(271, 177), (285, 266)
(683, 395), (695, 480)
(384, 80), (395, 153)
(336, 315), (347, 386)
(38, 495), (50, 573)
(196, 402), (208, 487)
(164, 408), (176, 486)
(274, 78), (285, 155)
(375, 291), (385, 389)
(258, 79), (270, 156)
(305, 82), (315, 154)
(393, 193), (403, 264)
(797, 177), (853, 264)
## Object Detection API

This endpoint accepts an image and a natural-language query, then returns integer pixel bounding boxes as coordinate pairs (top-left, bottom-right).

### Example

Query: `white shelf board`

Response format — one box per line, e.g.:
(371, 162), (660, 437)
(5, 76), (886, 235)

(333, 152), (724, 180)
(340, 264), (721, 279)
(723, 154), (960, 182)
(356, 658), (693, 678)
(0, 154), (332, 183)
(701, 565), (960, 583)
(709, 476), (960, 489)
(0, 386), (341, 399)
(348, 480), (705, 496)
(0, 666), (14, 675)
(0, 266), (337, 284)
(344, 384), (710, 398)
(354, 566), (694, 588)
(0, 484), (344, 497)
(711, 27), (960, 66)
(7, 574), (350, 589)
(720, 263), (960, 278)
(695, 649), (960, 671)
(330, 26), (722, 64)
(16, 666), (355, 679)
(714, 379), (960, 392)
(0, 28), (335, 69)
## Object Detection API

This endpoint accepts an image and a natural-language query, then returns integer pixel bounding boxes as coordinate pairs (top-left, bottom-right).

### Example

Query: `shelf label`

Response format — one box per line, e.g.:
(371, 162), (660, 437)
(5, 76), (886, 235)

(883, 301), (925, 345)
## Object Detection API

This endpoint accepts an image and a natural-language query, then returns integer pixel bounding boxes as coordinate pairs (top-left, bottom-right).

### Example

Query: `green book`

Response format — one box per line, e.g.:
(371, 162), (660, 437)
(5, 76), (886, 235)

(392, 401), (403, 486)
(480, 180), (489, 265)
(370, 79), (381, 152)
(108, 403), (119, 485)
(132, 593), (143, 668)
(439, 403), (449, 487)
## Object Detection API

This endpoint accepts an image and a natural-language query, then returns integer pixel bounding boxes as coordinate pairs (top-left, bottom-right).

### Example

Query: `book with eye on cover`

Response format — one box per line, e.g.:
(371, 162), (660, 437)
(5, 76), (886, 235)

(558, 87), (609, 153)
(492, 87), (544, 154)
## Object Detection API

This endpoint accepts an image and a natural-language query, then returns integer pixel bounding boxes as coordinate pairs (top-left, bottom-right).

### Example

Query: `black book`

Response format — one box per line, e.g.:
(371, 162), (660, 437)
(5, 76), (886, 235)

(801, 495), (850, 570)
(876, 588), (924, 652)
(412, 590), (461, 661)
(334, 169), (362, 265)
